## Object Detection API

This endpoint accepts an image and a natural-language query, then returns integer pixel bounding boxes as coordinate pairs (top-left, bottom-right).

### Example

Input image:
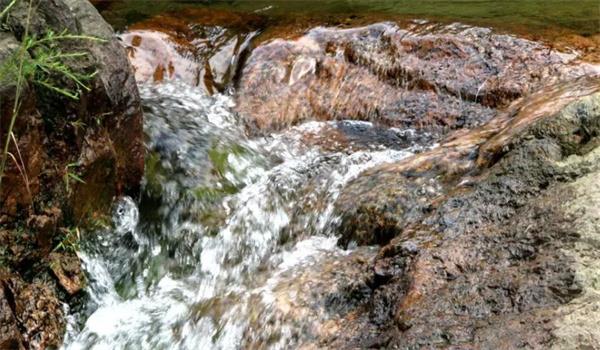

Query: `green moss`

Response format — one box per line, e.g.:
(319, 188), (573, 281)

(199, 142), (252, 199)
(207, 143), (248, 179)
(143, 151), (167, 196)
(192, 184), (238, 202)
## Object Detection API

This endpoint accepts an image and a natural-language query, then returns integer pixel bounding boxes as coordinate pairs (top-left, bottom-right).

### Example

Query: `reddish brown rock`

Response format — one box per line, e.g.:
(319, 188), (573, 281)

(325, 80), (600, 348)
(1, 0), (144, 221)
(236, 22), (598, 135)
(120, 9), (261, 93)
(0, 0), (144, 347)
(26, 208), (62, 254)
(0, 274), (25, 350)
(0, 275), (65, 350)
(49, 252), (85, 295)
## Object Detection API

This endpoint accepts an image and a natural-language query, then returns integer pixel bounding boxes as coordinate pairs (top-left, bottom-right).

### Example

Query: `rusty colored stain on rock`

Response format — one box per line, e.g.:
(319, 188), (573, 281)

(153, 63), (165, 81)
(131, 34), (142, 47)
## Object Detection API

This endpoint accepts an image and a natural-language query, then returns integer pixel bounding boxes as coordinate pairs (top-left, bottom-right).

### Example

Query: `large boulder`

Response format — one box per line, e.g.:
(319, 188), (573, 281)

(334, 77), (600, 248)
(0, 0), (144, 347)
(324, 83), (600, 348)
(236, 22), (597, 134)
(0, 0), (144, 222)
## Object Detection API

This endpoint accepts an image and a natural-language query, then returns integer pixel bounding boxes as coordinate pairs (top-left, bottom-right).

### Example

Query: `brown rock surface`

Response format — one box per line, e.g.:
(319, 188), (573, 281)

(0, 0), (144, 347)
(0, 275), (65, 350)
(49, 252), (85, 295)
(0, 273), (25, 350)
(120, 8), (261, 93)
(324, 82), (600, 348)
(236, 22), (597, 135)
(1, 0), (144, 221)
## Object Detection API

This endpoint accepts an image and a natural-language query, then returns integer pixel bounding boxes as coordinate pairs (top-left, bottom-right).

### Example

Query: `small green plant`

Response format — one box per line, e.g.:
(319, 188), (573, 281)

(63, 162), (85, 193)
(93, 111), (112, 126)
(21, 30), (101, 99)
(53, 227), (80, 253)
(88, 215), (111, 231)
(0, 29), (103, 100)
(69, 119), (86, 131)
(0, 0), (105, 193)
(0, 0), (17, 22)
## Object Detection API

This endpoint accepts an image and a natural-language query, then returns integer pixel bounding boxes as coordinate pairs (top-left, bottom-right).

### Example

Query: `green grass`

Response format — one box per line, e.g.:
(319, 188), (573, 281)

(63, 162), (86, 193)
(53, 226), (81, 253)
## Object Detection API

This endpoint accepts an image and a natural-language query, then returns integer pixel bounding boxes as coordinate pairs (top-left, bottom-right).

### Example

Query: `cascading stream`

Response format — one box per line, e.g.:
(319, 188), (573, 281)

(62, 81), (433, 349)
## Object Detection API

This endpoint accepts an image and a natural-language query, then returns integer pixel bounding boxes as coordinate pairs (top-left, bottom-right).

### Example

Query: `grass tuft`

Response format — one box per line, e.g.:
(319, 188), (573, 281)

(0, 0), (106, 194)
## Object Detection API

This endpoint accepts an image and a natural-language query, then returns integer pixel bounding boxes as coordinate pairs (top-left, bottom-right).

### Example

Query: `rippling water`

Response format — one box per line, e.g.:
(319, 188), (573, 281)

(99, 0), (600, 37)
(62, 81), (432, 349)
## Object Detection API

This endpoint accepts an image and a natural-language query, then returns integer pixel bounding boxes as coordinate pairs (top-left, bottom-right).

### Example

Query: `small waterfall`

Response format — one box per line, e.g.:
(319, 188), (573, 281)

(62, 81), (431, 349)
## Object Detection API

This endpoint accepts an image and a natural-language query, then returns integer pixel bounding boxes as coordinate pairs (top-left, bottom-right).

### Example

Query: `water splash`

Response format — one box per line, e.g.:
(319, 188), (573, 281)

(63, 81), (431, 349)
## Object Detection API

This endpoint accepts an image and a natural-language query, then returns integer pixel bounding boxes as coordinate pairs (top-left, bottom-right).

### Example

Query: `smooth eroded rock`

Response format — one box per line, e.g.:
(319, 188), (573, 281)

(236, 22), (597, 134)
(119, 8), (261, 93)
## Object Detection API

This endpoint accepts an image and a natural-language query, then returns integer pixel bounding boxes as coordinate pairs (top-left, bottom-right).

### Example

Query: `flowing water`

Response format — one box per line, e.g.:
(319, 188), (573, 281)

(59, 1), (600, 347)
(99, 0), (600, 37)
(62, 81), (433, 349)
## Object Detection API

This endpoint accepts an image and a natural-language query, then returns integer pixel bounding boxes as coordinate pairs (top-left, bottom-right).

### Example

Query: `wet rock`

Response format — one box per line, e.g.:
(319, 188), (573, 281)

(27, 208), (62, 254)
(121, 30), (201, 86)
(0, 275), (65, 350)
(13, 280), (65, 349)
(0, 0), (144, 347)
(0, 274), (24, 350)
(333, 77), (600, 248)
(1, 0), (144, 220)
(335, 174), (441, 247)
(275, 120), (434, 157)
(49, 252), (85, 295)
(241, 246), (379, 349)
(0, 31), (43, 218)
(326, 86), (600, 348)
(120, 9), (260, 93)
(236, 22), (597, 134)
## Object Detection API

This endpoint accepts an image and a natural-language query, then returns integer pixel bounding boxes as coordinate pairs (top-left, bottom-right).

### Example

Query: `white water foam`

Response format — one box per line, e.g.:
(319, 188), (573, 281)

(63, 81), (427, 349)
